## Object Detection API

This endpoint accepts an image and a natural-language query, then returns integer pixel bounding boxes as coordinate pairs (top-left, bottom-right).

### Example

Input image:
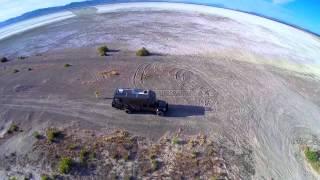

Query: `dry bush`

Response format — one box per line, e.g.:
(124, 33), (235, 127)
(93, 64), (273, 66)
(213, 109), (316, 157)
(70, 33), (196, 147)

(136, 47), (150, 56)
(97, 46), (109, 56)
(0, 57), (8, 63)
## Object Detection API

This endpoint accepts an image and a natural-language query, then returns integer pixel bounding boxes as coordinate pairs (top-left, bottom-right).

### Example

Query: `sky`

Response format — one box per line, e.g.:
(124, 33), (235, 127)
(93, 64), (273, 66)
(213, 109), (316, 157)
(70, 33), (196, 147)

(0, 0), (319, 35)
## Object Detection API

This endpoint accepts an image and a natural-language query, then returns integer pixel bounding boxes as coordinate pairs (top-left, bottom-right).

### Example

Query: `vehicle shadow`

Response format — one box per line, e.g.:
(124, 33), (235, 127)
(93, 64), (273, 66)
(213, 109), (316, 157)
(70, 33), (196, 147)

(166, 104), (206, 117)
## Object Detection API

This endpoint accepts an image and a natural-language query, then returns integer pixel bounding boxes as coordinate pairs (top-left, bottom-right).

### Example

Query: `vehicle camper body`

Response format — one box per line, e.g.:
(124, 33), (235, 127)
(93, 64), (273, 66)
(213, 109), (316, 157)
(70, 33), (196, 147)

(112, 88), (168, 116)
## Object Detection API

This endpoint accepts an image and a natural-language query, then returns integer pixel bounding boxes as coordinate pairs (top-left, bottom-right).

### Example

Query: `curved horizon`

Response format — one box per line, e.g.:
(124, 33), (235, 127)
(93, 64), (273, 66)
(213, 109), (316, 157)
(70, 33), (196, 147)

(0, 0), (319, 36)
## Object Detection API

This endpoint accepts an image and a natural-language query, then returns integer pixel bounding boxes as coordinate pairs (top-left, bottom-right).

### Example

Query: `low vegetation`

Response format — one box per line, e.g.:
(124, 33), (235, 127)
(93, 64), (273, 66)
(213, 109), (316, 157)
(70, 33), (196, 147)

(40, 175), (52, 180)
(171, 136), (180, 145)
(58, 157), (73, 174)
(64, 64), (71, 68)
(46, 128), (62, 142)
(1, 57), (8, 63)
(32, 131), (41, 139)
(7, 124), (19, 134)
(13, 69), (19, 73)
(136, 47), (150, 56)
(79, 148), (90, 164)
(31, 129), (243, 179)
(18, 56), (28, 60)
(97, 46), (109, 56)
(304, 147), (320, 173)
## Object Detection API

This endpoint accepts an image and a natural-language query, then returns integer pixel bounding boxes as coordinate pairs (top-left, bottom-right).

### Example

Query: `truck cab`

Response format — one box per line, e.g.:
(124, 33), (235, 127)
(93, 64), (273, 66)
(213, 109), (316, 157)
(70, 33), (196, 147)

(111, 88), (168, 116)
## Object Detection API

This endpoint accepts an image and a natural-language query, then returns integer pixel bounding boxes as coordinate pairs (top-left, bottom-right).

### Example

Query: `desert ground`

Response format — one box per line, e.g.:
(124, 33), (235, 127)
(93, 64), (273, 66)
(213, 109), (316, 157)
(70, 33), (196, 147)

(0, 2), (320, 180)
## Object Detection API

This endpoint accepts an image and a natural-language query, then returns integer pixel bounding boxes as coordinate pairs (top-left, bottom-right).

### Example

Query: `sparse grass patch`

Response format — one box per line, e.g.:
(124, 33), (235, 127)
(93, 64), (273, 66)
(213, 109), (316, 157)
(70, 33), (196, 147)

(99, 70), (120, 78)
(97, 46), (109, 56)
(58, 157), (73, 174)
(136, 47), (150, 56)
(1, 57), (8, 63)
(304, 147), (320, 173)
(7, 124), (19, 134)
(64, 64), (71, 68)
(67, 143), (78, 150)
(46, 128), (62, 143)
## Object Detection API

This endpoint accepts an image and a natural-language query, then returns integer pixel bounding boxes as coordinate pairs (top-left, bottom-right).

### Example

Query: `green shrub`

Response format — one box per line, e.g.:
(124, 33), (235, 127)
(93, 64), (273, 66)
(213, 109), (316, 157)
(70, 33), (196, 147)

(41, 175), (51, 180)
(0, 57), (8, 63)
(151, 159), (159, 171)
(304, 147), (320, 173)
(64, 64), (71, 68)
(8, 124), (19, 134)
(32, 131), (41, 139)
(9, 177), (17, 180)
(172, 137), (180, 145)
(97, 46), (109, 56)
(136, 47), (150, 56)
(79, 148), (89, 164)
(305, 147), (319, 162)
(191, 151), (199, 158)
(58, 157), (73, 174)
(46, 128), (61, 142)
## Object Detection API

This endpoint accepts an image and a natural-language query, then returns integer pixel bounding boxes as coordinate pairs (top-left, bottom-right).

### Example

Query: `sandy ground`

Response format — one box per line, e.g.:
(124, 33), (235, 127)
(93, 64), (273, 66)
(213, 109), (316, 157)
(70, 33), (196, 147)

(0, 3), (320, 179)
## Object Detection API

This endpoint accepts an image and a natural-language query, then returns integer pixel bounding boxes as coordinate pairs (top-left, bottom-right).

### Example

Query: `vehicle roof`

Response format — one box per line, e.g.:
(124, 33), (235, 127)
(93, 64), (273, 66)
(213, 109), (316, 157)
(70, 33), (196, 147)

(114, 88), (155, 100)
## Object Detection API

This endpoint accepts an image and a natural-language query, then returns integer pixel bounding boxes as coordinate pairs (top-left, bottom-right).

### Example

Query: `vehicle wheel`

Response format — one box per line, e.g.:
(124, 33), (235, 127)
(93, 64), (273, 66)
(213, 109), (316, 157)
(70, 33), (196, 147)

(157, 111), (164, 116)
(125, 109), (132, 114)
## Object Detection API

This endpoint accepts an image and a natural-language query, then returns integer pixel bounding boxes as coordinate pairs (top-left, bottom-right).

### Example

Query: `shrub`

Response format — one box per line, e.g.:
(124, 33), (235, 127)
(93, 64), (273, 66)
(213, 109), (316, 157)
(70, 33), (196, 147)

(67, 143), (78, 150)
(32, 131), (41, 139)
(79, 148), (89, 164)
(172, 137), (180, 145)
(8, 124), (19, 134)
(58, 157), (73, 174)
(64, 64), (71, 68)
(13, 69), (19, 73)
(46, 128), (62, 142)
(28, 68), (32, 71)
(97, 46), (109, 56)
(136, 47), (150, 56)
(191, 151), (199, 158)
(0, 57), (8, 63)
(305, 147), (319, 163)
(151, 159), (159, 171)
(18, 56), (27, 60)
(41, 175), (51, 180)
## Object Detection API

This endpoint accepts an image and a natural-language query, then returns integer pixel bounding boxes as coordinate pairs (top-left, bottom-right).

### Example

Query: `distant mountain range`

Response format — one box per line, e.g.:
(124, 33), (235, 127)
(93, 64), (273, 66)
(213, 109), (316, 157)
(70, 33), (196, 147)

(0, 0), (318, 37)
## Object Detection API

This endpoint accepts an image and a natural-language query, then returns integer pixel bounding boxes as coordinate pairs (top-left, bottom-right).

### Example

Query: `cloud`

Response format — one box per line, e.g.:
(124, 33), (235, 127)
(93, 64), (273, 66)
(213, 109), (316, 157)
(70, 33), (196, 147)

(272, 0), (295, 4)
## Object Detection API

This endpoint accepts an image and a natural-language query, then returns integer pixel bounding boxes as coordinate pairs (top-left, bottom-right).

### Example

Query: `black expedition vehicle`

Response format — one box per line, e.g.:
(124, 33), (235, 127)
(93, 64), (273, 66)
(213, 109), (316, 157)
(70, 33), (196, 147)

(112, 88), (168, 116)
